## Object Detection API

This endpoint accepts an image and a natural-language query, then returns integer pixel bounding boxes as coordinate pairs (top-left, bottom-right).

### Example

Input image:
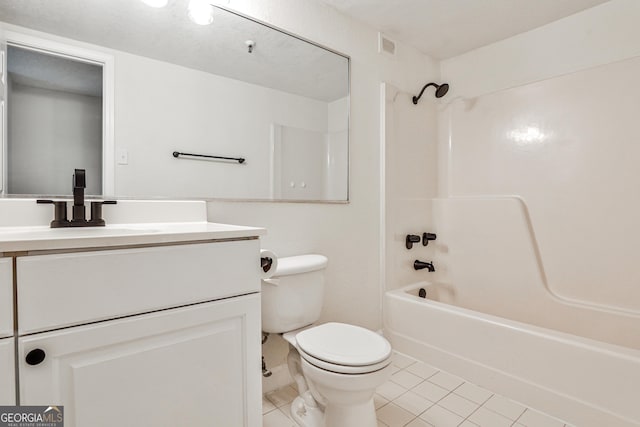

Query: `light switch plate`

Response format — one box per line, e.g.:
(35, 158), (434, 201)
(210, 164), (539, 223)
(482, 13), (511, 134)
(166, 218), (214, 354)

(117, 148), (128, 165)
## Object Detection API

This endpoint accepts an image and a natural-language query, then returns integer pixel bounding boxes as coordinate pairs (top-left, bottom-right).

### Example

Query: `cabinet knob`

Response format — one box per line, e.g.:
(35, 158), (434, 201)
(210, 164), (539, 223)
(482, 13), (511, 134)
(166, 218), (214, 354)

(25, 349), (46, 366)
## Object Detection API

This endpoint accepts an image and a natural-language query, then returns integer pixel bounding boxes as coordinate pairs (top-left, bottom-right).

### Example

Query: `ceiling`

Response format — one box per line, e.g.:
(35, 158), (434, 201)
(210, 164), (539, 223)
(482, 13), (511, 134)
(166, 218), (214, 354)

(317, 0), (611, 59)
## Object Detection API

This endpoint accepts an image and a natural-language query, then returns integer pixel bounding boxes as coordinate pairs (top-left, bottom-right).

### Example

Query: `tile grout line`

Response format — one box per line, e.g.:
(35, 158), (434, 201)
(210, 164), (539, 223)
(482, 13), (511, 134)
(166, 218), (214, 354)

(385, 361), (539, 427)
(396, 371), (472, 426)
(383, 362), (488, 427)
(511, 407), (528, 426)
(266, 351), (573, 427)
(457, 390), (494, 426)
(382, 361), (442, 426)
(385, 360), (515, 427)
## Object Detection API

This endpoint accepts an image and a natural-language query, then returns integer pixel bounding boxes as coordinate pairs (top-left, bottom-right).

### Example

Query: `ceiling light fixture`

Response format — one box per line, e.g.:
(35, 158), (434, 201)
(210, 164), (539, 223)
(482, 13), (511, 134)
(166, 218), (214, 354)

(188, 0), (215, 25)
(141, 0), (169, 8)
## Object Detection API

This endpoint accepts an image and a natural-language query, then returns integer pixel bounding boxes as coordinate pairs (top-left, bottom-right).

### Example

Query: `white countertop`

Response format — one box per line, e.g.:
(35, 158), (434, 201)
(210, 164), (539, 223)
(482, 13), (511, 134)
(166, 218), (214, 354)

(0, 198), (265, 252)
(0, 221), (266, 252)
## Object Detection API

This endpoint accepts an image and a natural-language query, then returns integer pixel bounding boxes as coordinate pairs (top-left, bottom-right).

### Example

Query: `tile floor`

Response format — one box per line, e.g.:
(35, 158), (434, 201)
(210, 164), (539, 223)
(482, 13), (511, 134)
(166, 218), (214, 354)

(263, 351), (574, 427)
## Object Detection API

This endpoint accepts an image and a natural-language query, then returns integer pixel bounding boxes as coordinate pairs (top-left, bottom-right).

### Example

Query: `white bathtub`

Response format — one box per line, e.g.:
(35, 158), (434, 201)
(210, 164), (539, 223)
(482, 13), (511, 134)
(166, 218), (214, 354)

(384, 282), (640, 427)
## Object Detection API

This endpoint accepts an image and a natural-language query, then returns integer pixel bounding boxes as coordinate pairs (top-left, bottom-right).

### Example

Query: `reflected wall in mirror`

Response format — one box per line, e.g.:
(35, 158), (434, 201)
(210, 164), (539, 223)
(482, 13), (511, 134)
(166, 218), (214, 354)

(5, 46), (104, 195)
(0, 0), (350, 201)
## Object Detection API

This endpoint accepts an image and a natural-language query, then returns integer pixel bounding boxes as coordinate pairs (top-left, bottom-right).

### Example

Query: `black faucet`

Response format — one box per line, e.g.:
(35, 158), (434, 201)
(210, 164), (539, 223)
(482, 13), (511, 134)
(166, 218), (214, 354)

(71, 169), (87, 224)
(37, 168), (116, 228)
(414, 260), (435, 272)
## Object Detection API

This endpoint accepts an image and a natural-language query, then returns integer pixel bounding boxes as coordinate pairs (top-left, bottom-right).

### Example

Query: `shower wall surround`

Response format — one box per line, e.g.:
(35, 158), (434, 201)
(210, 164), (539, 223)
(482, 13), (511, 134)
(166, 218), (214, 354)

(438, 0), (640, 315)
(382, 83), (438, 293)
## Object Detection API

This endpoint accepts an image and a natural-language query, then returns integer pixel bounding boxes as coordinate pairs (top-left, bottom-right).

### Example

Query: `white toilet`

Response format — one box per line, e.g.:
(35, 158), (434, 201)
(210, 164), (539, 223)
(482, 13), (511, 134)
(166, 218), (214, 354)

(262, 254), (392, 427)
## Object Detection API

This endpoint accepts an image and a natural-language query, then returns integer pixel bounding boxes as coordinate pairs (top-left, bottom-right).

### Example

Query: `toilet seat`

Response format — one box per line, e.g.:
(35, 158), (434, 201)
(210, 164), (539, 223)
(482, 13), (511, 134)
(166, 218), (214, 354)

(295, 322), (392, 374)
(298, 348), (391, 374)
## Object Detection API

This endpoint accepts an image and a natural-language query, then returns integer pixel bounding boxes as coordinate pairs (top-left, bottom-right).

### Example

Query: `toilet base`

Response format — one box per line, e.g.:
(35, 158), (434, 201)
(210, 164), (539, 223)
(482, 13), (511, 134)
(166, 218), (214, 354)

(289, 393), (377, 427)
(290, 394), (323, 427)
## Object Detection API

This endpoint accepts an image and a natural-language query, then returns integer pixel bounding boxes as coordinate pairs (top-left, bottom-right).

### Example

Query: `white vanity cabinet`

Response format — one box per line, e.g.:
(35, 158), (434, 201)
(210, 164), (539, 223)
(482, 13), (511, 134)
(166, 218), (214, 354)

(19, 294), (260, 427)
(11, 237), (262, 427)
(0, 258), (15, 405)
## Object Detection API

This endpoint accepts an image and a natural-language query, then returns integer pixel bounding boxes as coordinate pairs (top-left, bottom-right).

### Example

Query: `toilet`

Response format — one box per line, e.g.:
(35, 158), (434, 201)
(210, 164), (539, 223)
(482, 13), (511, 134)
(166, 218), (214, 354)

(262, 254), (392, 427)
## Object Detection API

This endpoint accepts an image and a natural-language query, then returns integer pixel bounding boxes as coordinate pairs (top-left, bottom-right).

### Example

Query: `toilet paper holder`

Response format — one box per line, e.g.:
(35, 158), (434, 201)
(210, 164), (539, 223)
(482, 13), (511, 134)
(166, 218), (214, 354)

(261, 257), (274, 273)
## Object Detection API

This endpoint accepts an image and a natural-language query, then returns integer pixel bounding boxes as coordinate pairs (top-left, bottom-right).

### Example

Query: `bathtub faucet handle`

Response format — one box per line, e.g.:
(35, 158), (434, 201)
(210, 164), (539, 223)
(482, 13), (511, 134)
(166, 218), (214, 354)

(422, 232), (437, 246)
(406, 234), (421, 249)
(414, 260), (435, 272)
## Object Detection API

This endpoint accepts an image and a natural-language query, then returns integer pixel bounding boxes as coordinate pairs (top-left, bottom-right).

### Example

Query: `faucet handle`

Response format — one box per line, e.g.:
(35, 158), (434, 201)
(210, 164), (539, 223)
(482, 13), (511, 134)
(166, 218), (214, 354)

(406, 234), (421, 249)
(37, 199), (70, 228)
(422, 232), (437, 246)
(88, 200), (118, 226)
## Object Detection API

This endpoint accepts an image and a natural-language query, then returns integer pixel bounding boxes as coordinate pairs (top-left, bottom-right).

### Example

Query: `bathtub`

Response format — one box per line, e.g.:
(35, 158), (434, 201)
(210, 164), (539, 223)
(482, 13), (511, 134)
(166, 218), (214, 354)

(384, 282), (640, 427)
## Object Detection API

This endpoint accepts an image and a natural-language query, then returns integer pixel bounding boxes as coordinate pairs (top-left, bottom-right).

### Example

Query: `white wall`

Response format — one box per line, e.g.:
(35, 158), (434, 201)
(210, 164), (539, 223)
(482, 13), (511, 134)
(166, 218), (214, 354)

(326, 96), (349, 200)
(441, 0), (640, 100)
(438, 0), (640, 316)
(7, 81), (102, 195)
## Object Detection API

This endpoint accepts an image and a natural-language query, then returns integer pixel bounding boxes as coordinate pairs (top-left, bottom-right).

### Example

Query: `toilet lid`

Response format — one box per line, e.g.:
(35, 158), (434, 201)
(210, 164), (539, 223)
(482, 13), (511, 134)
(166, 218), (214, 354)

(299, 349), (392, 374)
(295, 322), (391, 367)
(274, 254), (328, 276)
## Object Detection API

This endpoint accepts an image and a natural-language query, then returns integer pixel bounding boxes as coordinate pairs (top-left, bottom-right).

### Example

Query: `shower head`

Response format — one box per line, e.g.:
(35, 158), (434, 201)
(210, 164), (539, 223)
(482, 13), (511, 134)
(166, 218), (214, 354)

(412, 82), (449, 104)
(435, 83), (449, 98)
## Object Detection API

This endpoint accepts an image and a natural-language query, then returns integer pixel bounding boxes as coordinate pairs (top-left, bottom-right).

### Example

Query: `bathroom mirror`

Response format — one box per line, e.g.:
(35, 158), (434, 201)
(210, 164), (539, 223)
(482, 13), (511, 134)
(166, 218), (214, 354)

(0, 0), (349, 202)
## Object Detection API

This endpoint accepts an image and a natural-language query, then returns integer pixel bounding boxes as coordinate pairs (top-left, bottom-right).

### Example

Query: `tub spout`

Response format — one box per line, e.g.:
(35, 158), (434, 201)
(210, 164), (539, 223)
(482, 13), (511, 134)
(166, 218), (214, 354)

(414, 260), (435, 272)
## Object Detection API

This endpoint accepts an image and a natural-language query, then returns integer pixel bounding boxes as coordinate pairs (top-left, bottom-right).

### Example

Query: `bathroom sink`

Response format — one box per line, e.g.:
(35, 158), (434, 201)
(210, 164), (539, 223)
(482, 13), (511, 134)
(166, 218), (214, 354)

(0, 225), (160, 241)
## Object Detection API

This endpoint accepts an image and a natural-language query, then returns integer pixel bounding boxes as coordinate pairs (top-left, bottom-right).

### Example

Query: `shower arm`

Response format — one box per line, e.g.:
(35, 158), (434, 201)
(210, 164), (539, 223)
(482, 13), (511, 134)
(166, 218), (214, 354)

(412, 83), (437, 105)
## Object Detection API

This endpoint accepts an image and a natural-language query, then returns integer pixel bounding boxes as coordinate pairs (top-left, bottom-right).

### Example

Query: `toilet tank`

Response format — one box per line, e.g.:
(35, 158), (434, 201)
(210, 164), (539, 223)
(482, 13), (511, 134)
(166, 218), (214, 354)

(261, 254), (328, 333)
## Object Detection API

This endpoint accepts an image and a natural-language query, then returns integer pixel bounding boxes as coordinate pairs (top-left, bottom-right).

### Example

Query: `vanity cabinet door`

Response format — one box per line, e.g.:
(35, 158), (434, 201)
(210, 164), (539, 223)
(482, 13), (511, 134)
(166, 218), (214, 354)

(0, 258), (12, 338)
(19, 294), (261, 427)
(0, 337), (15, 405)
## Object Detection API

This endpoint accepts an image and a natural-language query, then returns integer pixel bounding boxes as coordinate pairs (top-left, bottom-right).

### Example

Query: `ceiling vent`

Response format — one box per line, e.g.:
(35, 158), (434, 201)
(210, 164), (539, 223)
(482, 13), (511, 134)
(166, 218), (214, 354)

(378, 32), (396, 56)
